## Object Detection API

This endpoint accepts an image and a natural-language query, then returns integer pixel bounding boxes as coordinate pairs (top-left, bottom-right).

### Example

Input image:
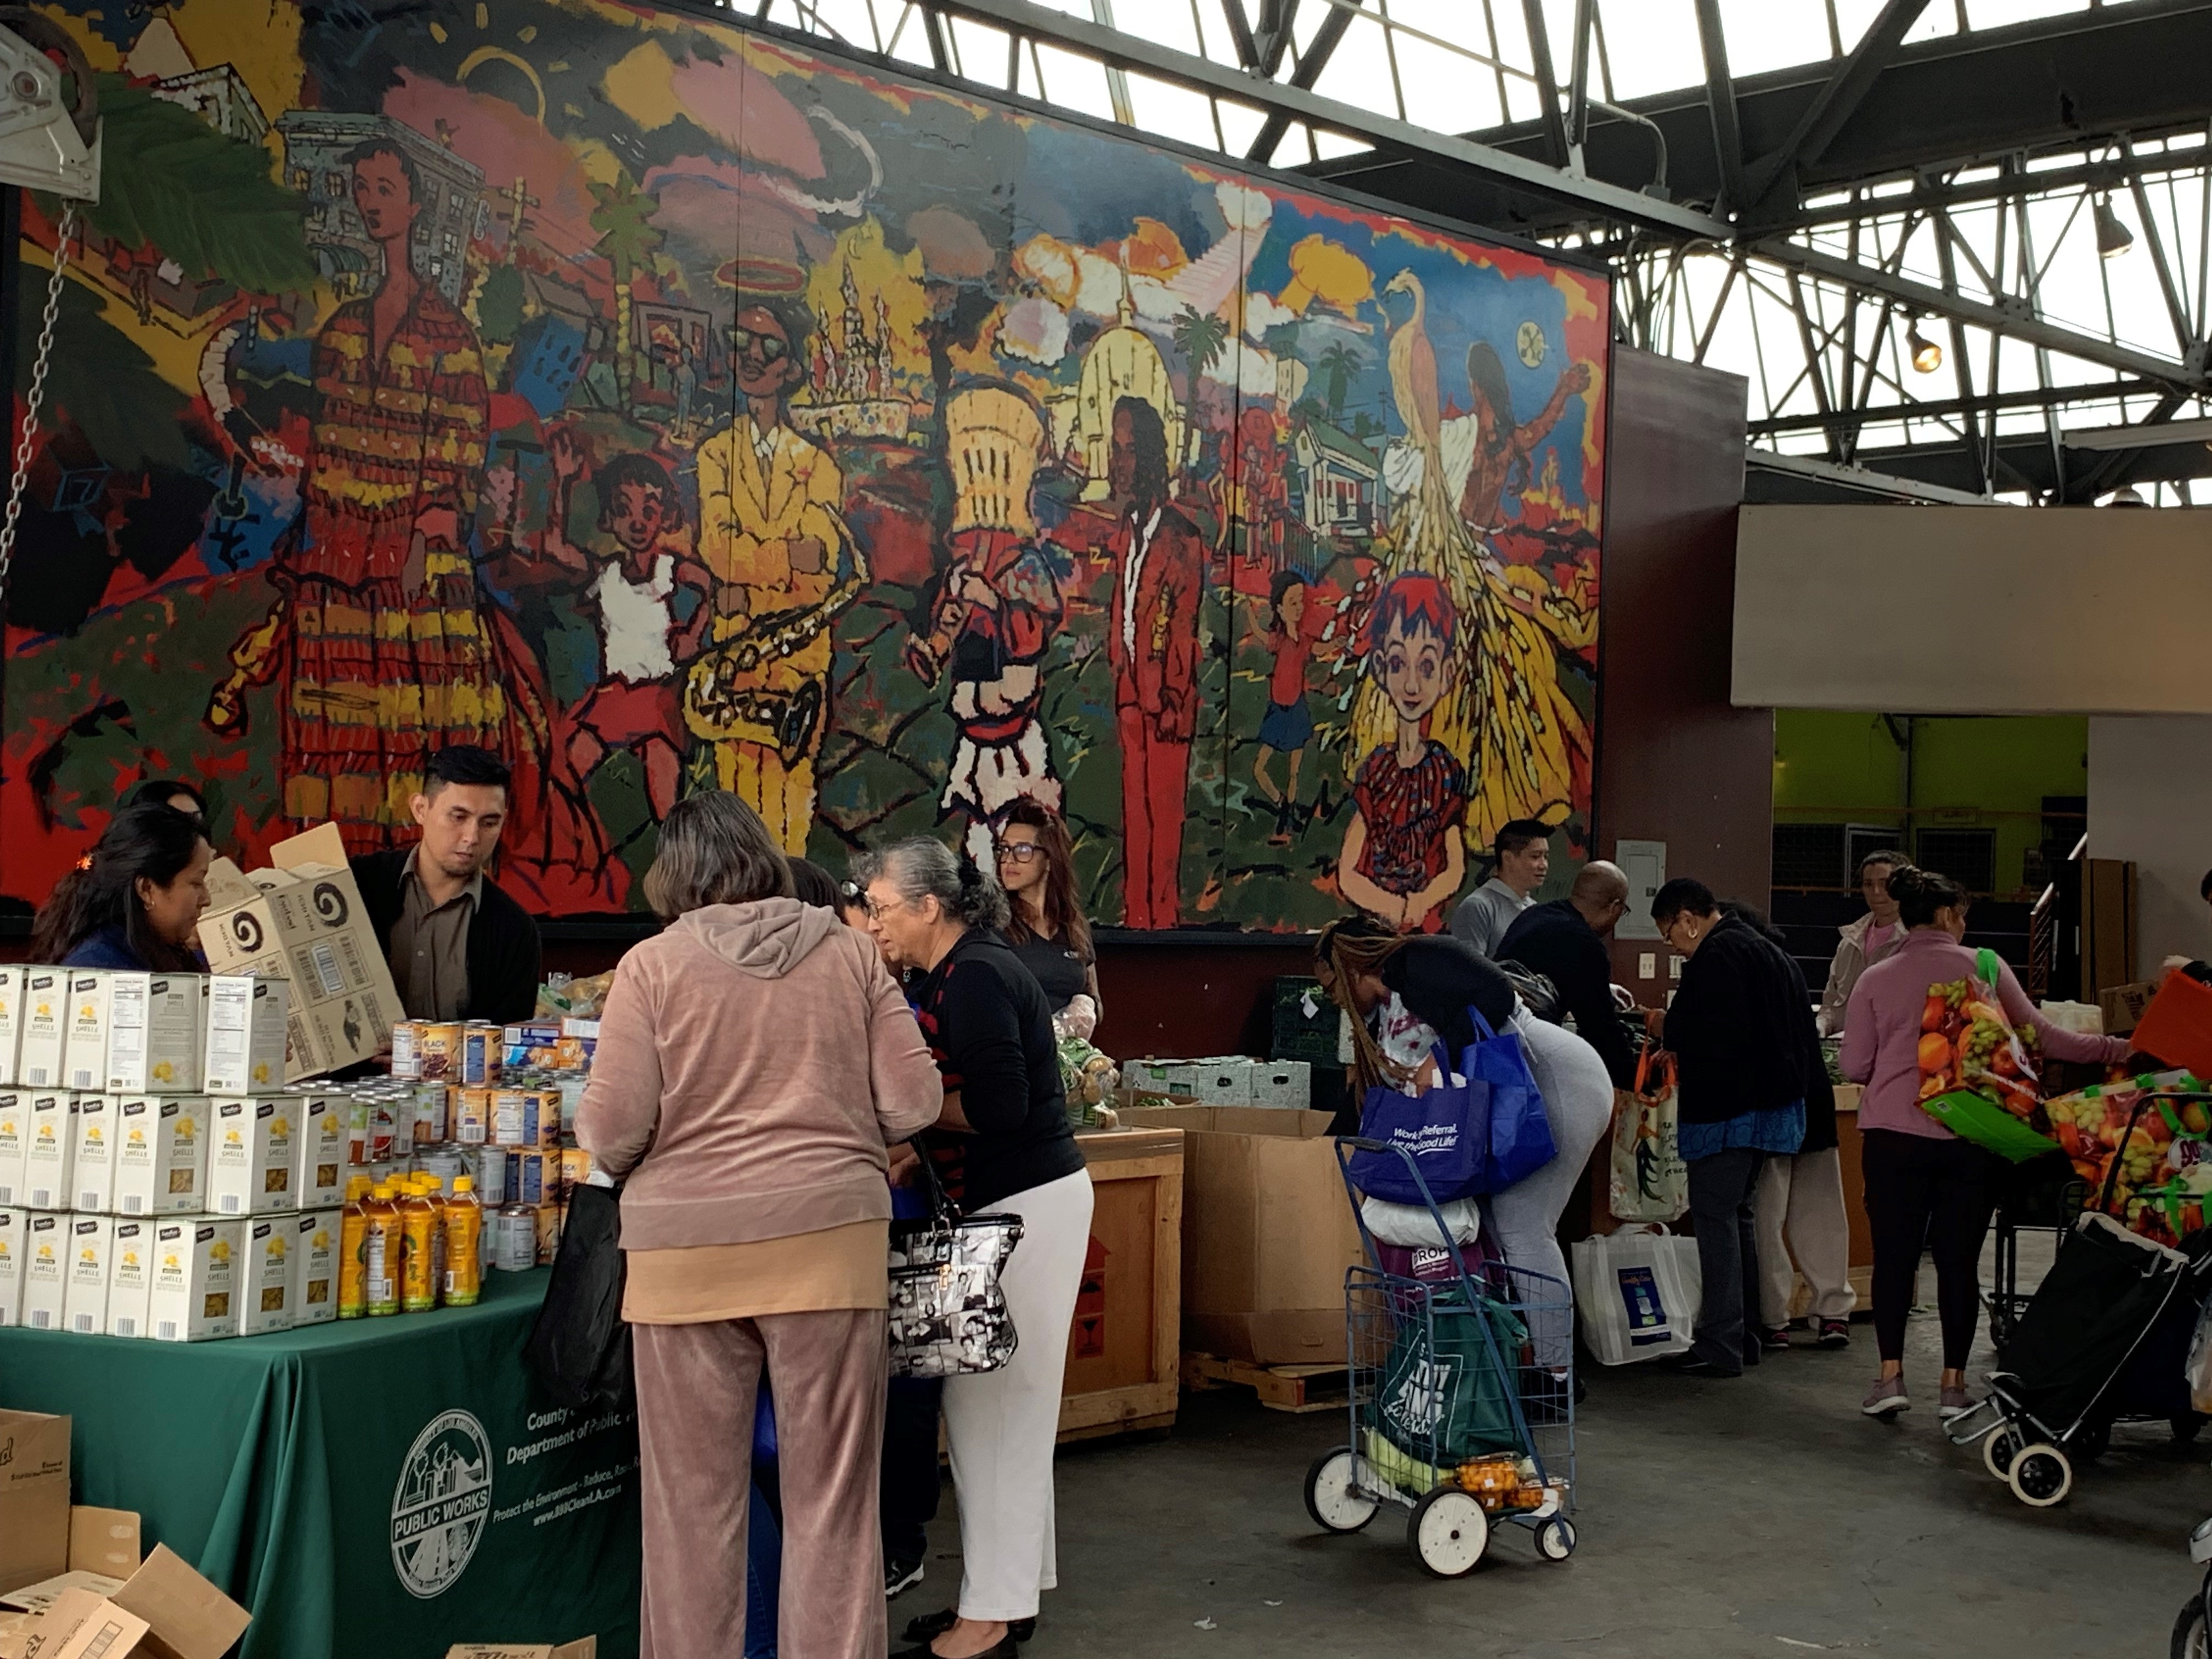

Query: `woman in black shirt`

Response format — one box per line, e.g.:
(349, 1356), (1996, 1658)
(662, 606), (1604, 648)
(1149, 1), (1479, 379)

(859, 837), (1091, 1659)
(994, 799), (1103, 1029)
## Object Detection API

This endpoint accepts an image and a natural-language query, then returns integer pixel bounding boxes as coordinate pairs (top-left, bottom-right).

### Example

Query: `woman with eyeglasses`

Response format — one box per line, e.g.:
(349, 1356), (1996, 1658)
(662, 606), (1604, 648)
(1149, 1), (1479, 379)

(1646, 878), (1816, 1379)
(994, 799), (1103, 1030)
(856, 837), (1088, 1659)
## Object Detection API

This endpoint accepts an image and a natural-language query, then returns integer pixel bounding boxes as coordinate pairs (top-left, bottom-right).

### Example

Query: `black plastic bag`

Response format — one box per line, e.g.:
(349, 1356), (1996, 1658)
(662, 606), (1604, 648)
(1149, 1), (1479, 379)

(525, 1181), (633, 1412)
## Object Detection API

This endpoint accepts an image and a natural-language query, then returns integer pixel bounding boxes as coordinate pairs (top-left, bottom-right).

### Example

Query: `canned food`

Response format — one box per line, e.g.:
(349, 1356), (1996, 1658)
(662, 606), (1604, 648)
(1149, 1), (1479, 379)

(413, 1082), (447, 1146)
(343, 1096), (370, 1166)
(560, 1146), (594, 1193)
(493, 1088), (560, 1147)
(536, 1200), (563, 1266)
(470, 1145), (510, 1206)
(390, 1022), (426, 1081)
(459, 1025), (498, 1087)
(364, 1101), (394, 1165)
(453, 1088), (491, 1146)
(509, 1147), (553, 1206)
(494, 1205), (538, 1272)
(414, 1149), (464, 1191)
(419, 1023), (464, 1082)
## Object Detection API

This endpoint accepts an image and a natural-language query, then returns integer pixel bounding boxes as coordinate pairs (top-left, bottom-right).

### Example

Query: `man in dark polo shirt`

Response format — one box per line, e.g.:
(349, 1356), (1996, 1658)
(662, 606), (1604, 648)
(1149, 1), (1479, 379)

(352, 746), (541, 1023)
(1497, 859), (1638, 1088)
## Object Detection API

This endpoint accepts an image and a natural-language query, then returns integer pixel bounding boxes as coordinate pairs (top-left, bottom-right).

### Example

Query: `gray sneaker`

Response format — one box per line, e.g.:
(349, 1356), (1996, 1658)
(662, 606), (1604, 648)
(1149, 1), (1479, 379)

(1861, 1375), (1910, 1417)
(1938, 1385), (1975, 1421)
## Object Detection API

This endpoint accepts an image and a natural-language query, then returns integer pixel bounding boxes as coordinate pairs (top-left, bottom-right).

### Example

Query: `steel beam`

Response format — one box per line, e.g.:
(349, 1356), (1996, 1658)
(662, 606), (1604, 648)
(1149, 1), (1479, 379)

(1519, 0), (1572, 168)
(1690, 0), (1745, 216)
(1752, 240), (2207, 387)
(1742, 0), (1930, 213)
(917, 0), (1731, 238)
(1246, 0), (1366, 165)
(1745, 377), (2171, 435)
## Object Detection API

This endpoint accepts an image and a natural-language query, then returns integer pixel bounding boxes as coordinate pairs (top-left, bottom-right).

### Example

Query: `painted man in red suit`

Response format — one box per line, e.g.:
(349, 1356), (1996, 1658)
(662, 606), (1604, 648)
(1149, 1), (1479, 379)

(1105, 397), (1202, 929)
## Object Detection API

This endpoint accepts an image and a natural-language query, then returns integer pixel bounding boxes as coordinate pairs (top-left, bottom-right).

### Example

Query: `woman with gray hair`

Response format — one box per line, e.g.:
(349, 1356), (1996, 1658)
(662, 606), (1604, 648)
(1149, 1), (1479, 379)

(857, 838), (1090, 1659)
(577, 792), (944, 1659)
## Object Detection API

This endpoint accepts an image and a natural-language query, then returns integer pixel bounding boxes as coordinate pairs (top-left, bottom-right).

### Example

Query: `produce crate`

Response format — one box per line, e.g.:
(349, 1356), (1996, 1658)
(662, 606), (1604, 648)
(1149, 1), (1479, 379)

(1058, 1126), (1185, 1444)
(1271, 977), (1342, 1064)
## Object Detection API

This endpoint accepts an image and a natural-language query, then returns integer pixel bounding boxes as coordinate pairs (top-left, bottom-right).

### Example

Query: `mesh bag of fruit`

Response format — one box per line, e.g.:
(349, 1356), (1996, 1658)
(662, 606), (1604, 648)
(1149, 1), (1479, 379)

(1914, 948), (2058, 1160)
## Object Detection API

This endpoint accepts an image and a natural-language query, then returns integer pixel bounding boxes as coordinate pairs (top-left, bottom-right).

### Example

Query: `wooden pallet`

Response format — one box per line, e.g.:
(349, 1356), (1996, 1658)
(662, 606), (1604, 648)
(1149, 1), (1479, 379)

(1181, 1352), (1348, 1413)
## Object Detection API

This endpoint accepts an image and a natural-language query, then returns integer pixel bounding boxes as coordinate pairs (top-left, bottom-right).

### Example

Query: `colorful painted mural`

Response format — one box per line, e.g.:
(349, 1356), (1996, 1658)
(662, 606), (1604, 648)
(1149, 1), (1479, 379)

(0, 0), (1610, 931)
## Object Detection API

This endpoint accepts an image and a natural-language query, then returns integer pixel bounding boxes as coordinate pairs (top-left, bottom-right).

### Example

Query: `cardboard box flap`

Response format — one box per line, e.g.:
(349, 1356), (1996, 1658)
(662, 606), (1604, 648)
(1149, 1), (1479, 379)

(13, 1588), (149, 1659)
(0, 1575), (125, 1617)
(108, 1548), (248, 1659)
(445, 1641), (596, 1659)
(67, 1511), (139, 1579)
(270, 824), (349, 874)
(0, 1413), (72, 1597)
(199, 860), (261, 912)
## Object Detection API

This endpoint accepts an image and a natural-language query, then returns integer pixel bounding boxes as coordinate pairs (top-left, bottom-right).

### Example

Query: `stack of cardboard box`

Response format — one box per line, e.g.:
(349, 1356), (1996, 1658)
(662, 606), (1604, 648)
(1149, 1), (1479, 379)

(1122, 1056), (1313, 1111)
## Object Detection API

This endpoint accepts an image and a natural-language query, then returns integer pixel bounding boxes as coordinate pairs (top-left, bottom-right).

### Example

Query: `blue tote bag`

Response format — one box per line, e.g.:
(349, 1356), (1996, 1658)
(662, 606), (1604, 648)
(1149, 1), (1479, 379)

(1462, 1008), (1556, 1188)
(1348, 1040), (1492, 1205)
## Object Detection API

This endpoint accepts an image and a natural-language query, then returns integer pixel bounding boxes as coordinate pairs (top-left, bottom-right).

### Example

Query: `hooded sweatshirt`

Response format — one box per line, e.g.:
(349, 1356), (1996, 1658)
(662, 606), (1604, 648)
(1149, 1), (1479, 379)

(577, 898), (943, 1253)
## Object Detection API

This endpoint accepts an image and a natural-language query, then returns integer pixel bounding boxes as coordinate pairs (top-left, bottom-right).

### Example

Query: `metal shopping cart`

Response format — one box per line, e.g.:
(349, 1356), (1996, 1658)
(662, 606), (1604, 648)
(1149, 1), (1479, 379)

(1300, 1137), (1576, 1577)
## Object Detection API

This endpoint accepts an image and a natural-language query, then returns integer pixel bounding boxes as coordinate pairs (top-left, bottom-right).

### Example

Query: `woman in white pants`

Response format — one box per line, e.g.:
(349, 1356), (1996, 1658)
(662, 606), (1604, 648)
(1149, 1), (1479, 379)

(861, 838), (1093, 1659)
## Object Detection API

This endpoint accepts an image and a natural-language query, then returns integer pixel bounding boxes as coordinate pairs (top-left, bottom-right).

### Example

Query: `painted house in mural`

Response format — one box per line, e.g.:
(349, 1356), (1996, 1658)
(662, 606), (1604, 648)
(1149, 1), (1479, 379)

(1291, 419), (1382, 539)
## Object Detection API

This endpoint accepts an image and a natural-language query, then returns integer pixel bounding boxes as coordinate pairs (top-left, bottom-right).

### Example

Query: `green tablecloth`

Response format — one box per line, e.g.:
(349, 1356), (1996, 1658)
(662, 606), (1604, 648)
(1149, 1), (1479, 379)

(0, 1267), (639, 1659)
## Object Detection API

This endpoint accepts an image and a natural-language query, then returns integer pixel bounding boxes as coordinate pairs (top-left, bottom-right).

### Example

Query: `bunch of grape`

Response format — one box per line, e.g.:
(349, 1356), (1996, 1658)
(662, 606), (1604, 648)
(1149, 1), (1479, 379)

(1956, 1013), (2011, 1080)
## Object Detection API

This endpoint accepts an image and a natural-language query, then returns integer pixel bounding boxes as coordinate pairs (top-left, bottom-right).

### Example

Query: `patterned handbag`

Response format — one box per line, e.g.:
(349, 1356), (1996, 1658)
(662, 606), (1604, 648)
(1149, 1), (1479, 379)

(887, 1148), (1026, 1379)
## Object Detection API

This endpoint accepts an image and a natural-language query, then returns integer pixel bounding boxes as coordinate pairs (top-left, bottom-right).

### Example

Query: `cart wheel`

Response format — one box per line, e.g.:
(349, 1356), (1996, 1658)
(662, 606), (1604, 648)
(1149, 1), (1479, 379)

(1304, 1448), (1379, 1534)
(1983, 1426), (2025, 1482)
(1534, 1516), (1577, 1562)
(2172, 1595), (2210, 1659)
(2008, 1443), (2074, 1508)
(2073, 1418), (2112, 1463)
(1407, 1488), (1489, 1578)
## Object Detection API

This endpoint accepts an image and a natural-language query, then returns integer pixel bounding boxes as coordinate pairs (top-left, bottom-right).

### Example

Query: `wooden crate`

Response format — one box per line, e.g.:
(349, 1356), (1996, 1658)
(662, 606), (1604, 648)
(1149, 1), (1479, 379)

(1181, 1352), (1348, 1413)
(1058, 1126), (1184, 1443)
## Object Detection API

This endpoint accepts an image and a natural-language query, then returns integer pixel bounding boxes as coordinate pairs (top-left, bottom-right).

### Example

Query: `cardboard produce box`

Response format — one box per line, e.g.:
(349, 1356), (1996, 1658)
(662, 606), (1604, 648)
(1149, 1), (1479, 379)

(2101, 980), (2157, 1037)
(1120, 1105), (1361, 1365)
(445, 1643), (597, 1659)
(196, 824), (399, 1081)
(0, 1545), (246, 1659)
(0, 1411), (71, 1594)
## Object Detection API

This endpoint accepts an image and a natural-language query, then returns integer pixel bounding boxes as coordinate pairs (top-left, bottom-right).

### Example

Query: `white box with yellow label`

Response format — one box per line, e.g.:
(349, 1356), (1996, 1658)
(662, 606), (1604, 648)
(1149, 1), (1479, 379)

(111, 1096), (208, 1217)
(0, 1092), (27, 1207)
(19, 1210), (67, 1330)
(22, 1094), (77, 1211)
(71, 1093), (117, 1213)
(148, 1216), (243, 1342)
(16, 969), (68, 1090)
(63, 1214), (113, 1335)
(106, 972), (207, 1095)
(0, 1206), (23, 1326)
(238, 1215), (294, 1336)
(0, 964), (26, 1088)
(287, 1091), (347, 1209)
(292, 1207), (338, 1327)
(106, 1216), (155, 1338)
(209, 1097), (296, 1216)
(61, 970), (113, 1094)
(204, 977), (290, 1097)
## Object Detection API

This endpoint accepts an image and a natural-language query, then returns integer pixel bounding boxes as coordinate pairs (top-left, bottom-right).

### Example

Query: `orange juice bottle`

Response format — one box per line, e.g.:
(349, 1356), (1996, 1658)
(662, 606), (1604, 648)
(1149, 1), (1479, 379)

(400, 1180), (440, 1312)
(337, 1175), (373, 1319)
(363, 1184), (401, 1316)
(444, 1176), (484, 1306)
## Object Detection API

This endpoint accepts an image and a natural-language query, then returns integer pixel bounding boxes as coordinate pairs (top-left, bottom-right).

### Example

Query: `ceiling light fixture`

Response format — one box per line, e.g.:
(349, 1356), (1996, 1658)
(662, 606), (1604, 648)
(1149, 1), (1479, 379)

(2095, 196), (2135, 259)
(1906, 320), (1942, 374)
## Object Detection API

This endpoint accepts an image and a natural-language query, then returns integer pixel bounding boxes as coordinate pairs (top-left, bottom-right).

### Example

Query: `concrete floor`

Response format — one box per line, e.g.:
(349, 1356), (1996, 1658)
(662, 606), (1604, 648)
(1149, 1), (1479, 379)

(906, 1243), (2210, 1658)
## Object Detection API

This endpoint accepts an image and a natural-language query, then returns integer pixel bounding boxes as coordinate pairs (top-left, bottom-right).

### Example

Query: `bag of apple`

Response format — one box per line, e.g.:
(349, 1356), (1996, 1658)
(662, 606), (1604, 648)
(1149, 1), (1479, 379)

(1914, 950), (2041, 1123)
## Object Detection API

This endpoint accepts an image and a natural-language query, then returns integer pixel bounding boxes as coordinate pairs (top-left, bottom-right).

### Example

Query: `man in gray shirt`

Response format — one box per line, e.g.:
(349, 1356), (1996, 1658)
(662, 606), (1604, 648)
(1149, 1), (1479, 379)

(1450, 818), (1552, 956)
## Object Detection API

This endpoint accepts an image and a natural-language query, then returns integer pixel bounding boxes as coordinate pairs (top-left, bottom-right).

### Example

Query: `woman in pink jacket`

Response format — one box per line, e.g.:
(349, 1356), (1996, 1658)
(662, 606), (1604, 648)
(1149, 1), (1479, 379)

(577, 791), (944, 1659)
(1840, 865), (2129, 1423)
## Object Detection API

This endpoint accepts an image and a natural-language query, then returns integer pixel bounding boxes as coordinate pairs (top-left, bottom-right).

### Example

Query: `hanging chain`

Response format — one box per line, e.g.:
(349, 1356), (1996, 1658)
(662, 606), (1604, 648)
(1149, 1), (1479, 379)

(0, 197), (77, 602)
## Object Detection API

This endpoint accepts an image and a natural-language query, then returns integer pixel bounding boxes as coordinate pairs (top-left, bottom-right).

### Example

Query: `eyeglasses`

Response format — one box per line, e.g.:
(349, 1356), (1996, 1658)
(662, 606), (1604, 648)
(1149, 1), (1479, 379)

(996, 843), (1044, 865)
(729, 326), (790, 362)
(861, 893), (906, 923)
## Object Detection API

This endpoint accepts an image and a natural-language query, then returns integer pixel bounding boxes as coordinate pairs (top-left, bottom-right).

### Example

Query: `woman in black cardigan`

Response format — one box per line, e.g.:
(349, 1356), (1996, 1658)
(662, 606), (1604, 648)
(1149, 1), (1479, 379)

(1649, 879), (1813, 1378)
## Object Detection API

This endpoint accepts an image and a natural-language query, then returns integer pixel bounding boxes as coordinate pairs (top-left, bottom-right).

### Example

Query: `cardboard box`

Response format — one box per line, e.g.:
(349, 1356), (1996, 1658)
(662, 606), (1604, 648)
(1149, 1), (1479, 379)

(5, 1585), (144, 1659)
(196, 825), (399, 1082)
(110, 1099), (207, 1219)
(1120, 1105), (1363, 1365)
(208, 1098), (294, 1217)
(70, 1097), (116, 1215)
(445, 1643), (596, 1659)
(0, 1412), (69, 1595)
(2100, 980), (2157, 1037)
(146, 1218), (241, 1342)
(61, 1217), (111, 1336)
(60, 975), (112, 1096)
(0, 1096), (26, 1207)
(1250, 1060), (1312, 1110)
(11, 1546), (249, 1659)
(68, 1511), (140, 1580)
(1188, 1059), (1256, 1107)
(0, 966), (26, 1089)
(21, 1098), (76, 1212)
(201, 978), (289, 1098)
(291, 1209), (337, 1328)
(16, 1215), (65, 1331)
(15, 973), (67, 1092)
(104, 975), (206, 1097)
(0, 1209), (21, 1327)
(1, 1571), (125, 1617)
(289, 1096), (346, 1209)
(105, 1220), (154, 1339)
(237, 1218), (292, 1336)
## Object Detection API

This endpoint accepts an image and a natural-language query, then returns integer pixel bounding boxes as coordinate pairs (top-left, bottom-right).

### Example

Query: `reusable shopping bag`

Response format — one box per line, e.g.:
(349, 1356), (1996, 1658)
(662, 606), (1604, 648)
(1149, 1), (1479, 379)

(1464, 1007), (1556, 1190)
(1570, 1224), (1702, 1366)
(1348, 1039), (1491, 1205)
(1610, 1047), (1689, 1223)
(887, 1147), (1026, 1378)
(525, 1180), (633, 1411)
(1915, 947), (2058, 1161)
(1374, 1287), (1529, 1465)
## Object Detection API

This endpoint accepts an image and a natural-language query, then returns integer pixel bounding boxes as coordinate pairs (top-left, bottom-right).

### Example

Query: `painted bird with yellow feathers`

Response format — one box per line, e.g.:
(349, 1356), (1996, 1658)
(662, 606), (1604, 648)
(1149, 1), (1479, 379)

(1353, 267), (1594, 855)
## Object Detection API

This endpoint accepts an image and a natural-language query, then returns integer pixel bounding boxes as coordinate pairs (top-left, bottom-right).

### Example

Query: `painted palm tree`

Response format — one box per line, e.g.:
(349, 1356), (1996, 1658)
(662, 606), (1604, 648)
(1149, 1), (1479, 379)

(1171, 303), (1231, 467)
(1315, 340), (1363, 421)
(589, 169), (664, 415)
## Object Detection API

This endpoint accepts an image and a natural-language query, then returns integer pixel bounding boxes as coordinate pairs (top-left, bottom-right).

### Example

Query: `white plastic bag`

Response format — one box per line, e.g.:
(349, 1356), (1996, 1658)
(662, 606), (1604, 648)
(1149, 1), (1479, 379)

(1571, 1224), (1703, 1366)
(1360, 1195), (1481, 1249)
(2188, 1295), (2212, 1414)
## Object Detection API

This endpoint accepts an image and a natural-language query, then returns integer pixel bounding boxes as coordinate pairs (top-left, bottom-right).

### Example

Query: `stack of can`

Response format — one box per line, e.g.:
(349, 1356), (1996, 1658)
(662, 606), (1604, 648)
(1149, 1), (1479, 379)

(385, 1018), (597, 1271)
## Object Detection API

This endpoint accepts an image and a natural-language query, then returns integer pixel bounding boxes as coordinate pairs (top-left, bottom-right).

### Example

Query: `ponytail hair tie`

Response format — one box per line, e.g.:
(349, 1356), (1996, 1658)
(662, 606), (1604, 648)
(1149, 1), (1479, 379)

(75, 853), (93, 872)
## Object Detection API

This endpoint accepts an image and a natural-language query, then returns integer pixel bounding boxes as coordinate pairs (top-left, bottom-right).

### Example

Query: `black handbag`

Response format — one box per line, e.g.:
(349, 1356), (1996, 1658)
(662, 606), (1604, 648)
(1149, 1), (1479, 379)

(525, 1181), (633, 1412)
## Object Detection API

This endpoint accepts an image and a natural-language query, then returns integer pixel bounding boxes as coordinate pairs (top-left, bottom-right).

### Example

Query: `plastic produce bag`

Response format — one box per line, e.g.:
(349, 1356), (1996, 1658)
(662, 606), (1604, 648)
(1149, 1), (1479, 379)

(1361, 1194), (1482, 1249)
(1375, 1289), (1528, 1465)
(524, 1182), (633, 1411)
(2188, 1296), (2212, 1415)
(1570, 1224), (1701, 1366)
(1610, 1048), (1688, 1223)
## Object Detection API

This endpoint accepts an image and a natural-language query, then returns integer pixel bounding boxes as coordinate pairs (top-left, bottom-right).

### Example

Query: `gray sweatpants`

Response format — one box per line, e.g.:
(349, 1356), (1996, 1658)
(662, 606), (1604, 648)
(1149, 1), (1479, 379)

(1479, 1012), (1617, 1368)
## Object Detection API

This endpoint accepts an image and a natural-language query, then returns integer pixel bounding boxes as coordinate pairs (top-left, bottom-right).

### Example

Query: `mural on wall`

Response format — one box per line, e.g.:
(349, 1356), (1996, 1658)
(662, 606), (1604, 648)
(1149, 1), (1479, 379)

(0, 0), (1610, 932)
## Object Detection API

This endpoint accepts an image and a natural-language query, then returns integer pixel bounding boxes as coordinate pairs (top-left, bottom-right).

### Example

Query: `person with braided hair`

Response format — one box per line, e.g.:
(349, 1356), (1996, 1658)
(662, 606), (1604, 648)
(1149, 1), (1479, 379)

(856, 837), (1090, 1659)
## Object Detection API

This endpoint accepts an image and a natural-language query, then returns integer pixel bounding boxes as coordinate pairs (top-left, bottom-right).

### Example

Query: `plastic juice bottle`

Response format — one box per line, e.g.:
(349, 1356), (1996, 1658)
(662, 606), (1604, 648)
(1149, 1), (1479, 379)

(337, 1175), (373, 1319)
(363, 1184), (401, 1317)
(419, 1176), (449, 1303)
(400, 1180), (441, 1312)
(444, 1176), (484, 1306)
